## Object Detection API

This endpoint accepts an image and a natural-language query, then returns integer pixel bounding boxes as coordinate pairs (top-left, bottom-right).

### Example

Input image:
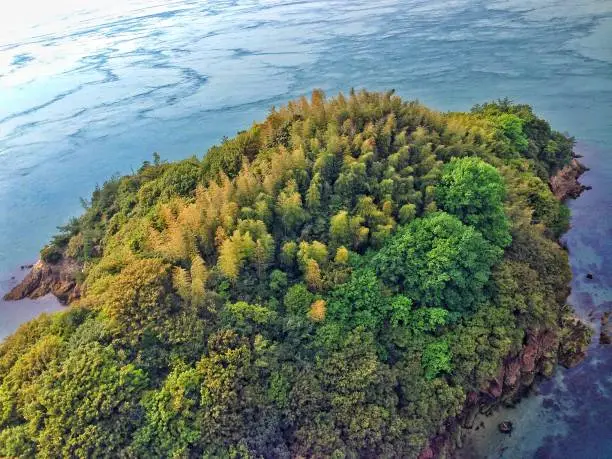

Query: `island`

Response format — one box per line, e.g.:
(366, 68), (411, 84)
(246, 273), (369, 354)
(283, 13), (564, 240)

(0, 90), (591, 458)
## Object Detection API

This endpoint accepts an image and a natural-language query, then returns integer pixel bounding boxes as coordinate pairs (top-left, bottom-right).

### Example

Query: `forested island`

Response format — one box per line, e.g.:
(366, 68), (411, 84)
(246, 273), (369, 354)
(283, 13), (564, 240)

(0, 90), (591, 458)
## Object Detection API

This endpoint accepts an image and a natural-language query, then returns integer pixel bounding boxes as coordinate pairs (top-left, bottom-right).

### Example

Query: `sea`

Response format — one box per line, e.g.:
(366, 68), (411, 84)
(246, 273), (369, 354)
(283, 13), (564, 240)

(0, 1), (610, 456)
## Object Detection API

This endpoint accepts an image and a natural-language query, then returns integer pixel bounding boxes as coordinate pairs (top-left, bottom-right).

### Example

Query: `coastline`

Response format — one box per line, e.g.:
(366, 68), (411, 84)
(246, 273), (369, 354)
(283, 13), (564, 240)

(419, 151), (592, 459)
(453, 142), (612, 458)
(0, 145), (600, 454)
(3, 256), (81, 305)
(0, 265), (63, 341)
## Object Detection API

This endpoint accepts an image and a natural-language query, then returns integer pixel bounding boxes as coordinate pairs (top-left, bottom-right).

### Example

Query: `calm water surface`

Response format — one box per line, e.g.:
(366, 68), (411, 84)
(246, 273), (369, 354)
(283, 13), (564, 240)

(0, 0), (610, 456)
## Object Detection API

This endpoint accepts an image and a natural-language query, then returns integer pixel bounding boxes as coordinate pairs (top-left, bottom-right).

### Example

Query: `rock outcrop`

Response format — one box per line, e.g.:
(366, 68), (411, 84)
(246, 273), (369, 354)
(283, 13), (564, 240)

(550, 158), (588, 201)
(419, 328), (565, 457)
(418, 156), (593, 458)
(558, 317), (593, 367)
(4, 257), (81, 305)
(498, 421), (513, 434)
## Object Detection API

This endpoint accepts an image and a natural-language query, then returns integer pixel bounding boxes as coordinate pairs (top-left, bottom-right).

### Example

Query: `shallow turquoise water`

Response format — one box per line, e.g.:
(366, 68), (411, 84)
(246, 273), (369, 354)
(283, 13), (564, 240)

(0, 1), (611, 456)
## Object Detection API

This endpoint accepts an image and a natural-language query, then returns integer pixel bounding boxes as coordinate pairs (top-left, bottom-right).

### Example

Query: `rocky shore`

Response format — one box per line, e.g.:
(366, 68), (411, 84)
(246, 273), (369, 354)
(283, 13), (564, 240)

(417, 321), (591, 458)
(550, 158), (589, 201)
(3, 256), (81, 305)
(419, 156), (592, 458)
(3, 154), (594, 458)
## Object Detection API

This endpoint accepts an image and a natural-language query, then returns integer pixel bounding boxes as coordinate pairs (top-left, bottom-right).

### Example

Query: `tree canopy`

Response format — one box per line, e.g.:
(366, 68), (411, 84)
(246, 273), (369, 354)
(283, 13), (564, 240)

(0, 90), (578, 458)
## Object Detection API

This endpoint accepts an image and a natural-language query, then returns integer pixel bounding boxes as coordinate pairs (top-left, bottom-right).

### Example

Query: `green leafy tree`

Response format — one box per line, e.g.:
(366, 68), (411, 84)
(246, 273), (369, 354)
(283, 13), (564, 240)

(283, 283), (314, 315)
(421, 340), (453, 379)
(276, 180), (308, 235)
(374, 212), (502, 313)
(101, 258), (173, 335)
(327, 268), (389, 330)
(132, 363), (201, 457)
(495, 113), (529, 154)
(329, 211), (368, 250)
(20, 343), (147, 458)
(436, 156), (511, 248)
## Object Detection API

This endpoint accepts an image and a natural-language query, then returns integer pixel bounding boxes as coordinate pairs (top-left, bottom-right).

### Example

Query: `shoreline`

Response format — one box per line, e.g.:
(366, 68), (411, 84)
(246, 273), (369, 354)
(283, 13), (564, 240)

(419, 150), (593, 458)
(0, 264), (63, 341)
(0, 145), (600, 452)
(452, 142), (611, 458)
(3, 253), (82, 305)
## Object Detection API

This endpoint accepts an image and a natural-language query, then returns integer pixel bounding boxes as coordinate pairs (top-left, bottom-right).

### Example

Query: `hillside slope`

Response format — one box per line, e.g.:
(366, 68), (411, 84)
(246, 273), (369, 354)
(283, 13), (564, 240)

(0, 90), (589, 458)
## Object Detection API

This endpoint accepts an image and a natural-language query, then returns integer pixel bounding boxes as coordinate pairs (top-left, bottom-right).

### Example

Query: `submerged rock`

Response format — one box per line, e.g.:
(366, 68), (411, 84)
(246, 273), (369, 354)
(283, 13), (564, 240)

(558, 317), (593, 367)
(601, 312), (611, 345)
(498, 421), (513, 434)
(462, 396), (479, 429)
(454, 428), (464, 449)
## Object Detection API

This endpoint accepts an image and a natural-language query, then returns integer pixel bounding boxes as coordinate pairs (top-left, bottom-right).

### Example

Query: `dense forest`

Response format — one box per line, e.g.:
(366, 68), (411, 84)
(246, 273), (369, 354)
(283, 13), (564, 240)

(0, 90), (583, 457)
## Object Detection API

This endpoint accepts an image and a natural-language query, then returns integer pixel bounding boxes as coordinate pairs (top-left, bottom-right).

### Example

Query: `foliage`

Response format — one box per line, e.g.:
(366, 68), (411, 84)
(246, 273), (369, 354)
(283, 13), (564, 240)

(436, 156), (511, 248)
(40, 244), (62, 264)
(0, 91), (578, 458)
(374, 212), (501, 313)
(422, 340), (453, 380)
